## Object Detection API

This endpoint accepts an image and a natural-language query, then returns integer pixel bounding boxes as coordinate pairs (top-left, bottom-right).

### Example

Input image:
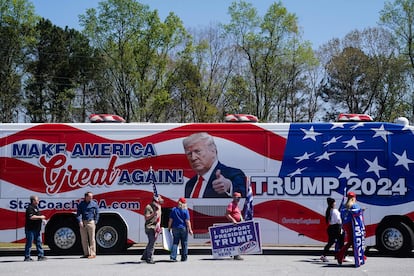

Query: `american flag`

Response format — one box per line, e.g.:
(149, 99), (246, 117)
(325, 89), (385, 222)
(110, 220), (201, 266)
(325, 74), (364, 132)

(277, 121), (414, 206)
(149, 167), (162, 239)
(242, 177), (254, 221)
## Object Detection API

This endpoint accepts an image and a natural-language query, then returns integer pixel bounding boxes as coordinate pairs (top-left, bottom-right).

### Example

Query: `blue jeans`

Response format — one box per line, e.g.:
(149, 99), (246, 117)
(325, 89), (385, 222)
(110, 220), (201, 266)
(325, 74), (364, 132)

(142, 228), (156, 261)
(24, 230), (44, 257)
(170, 228), (188, 260)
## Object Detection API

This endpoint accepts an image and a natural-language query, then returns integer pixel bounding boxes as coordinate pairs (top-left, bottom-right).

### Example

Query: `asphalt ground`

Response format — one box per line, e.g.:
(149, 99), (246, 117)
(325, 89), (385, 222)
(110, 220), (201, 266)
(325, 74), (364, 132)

(0, 246), (413, 276)
(0, 244), (354, 257)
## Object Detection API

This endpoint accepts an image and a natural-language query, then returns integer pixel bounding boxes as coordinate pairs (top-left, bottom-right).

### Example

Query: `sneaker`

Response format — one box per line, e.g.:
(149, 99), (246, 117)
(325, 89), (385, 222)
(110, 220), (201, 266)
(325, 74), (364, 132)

(38, 256), (47, 261)
(170, 258), (177, 262)
(343, 256), (353, 262)
(320, 255), (329, 262)
(146, 259), (155, 264)
(181, 257), (187, 262)
(233, 255), (243, 260)
(24, 257), (33, 262)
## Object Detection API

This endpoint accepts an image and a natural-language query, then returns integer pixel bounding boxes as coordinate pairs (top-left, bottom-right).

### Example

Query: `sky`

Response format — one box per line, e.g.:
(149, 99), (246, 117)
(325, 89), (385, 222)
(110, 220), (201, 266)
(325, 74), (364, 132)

(29, 0), (388, 49)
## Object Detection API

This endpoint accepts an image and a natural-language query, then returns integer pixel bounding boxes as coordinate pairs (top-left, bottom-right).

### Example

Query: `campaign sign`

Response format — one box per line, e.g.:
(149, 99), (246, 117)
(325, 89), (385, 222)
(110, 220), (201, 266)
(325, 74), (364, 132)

(209, 220), (262, 258)
(352, 214), (366, 267)
(161, 227), (179, 254)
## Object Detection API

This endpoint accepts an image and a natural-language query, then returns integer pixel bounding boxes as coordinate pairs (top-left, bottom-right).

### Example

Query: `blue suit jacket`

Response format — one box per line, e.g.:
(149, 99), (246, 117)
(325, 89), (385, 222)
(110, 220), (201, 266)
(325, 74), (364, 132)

(185, 162), (246, 198)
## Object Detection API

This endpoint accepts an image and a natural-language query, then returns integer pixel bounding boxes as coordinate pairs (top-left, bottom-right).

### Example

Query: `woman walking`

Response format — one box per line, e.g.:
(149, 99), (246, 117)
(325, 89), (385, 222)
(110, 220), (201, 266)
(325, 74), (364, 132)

(320, 197), (343, 262)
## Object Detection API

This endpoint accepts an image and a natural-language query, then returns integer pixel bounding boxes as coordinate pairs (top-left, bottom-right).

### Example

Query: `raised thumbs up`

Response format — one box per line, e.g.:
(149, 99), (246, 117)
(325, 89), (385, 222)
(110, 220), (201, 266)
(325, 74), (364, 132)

(212, 169), (231, 194)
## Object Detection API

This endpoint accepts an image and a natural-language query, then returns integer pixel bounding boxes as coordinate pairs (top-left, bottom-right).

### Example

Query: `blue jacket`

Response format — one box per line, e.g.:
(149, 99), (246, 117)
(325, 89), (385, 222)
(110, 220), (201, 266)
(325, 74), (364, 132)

(76, 200), (99, 223)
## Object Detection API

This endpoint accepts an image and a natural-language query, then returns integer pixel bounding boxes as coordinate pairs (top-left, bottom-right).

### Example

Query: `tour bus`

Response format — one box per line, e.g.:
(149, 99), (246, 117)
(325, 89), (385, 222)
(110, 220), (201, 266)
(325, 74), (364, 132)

(1, 114), (413, 256)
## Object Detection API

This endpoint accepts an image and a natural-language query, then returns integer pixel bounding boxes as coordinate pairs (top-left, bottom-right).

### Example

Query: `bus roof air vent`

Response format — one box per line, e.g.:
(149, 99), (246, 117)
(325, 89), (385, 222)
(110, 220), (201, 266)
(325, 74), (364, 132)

(89, 114), (126, 123)
(225, 114), (259, 123)
(337, 113), (373, 122)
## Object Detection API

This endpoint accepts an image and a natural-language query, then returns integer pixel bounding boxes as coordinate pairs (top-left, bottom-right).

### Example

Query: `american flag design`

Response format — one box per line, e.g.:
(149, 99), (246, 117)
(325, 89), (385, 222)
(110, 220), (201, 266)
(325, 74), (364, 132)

(242, 177), (254, 221)
(0, 121), (413, 247)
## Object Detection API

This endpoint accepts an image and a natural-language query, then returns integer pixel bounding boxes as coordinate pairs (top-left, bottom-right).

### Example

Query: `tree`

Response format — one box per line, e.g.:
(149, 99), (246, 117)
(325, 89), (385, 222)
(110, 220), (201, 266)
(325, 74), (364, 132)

(0, 0), (37, 122)
(319, 27), (409, 122)
(380, 0), (414, 73)
(80, 0), (188, 122)
(25, 19), (100, 122)
(224, 1), (314, 122)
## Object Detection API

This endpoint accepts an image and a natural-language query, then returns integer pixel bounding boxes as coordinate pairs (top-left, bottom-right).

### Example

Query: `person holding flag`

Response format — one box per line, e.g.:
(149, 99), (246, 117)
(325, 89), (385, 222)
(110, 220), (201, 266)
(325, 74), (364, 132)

(225, 192), (244, 260)
(141, 168), (164, 264)
(336, 191), (366, 267)
(242, 177), (254, 221)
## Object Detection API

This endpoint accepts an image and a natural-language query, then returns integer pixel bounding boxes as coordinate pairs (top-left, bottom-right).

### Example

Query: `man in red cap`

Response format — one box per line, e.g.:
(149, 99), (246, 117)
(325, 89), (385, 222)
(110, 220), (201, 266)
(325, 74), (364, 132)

(225, 192), (244, 260)
(336, 191), (364, 265)
(168, 197), (193, 262)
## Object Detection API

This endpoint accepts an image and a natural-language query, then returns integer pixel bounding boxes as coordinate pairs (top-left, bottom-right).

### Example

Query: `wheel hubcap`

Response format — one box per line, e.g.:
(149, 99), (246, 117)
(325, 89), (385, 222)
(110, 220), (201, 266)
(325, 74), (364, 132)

(54, 227), (76, 249)
(96, 226), (118, 249)
(382, 227), (403, 251)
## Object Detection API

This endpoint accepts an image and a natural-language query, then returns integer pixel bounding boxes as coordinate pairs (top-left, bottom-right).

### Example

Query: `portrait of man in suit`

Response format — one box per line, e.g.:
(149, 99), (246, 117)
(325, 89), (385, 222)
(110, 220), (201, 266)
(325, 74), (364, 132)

(183, 132), (246, 198)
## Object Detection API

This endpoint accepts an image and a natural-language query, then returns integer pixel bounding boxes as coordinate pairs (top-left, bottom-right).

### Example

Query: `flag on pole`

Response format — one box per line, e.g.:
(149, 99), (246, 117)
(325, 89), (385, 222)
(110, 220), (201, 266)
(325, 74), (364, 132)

(335, 187), (347, 252)
(149, 167), (162, 239)
(242, 177), (254, 221)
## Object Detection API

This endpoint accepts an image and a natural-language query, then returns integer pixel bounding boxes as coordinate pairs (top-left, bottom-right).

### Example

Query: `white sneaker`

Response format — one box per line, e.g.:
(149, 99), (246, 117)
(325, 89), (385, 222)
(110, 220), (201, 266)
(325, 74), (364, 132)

(343, 256), (353, 262)
(320, 255), (329, 262)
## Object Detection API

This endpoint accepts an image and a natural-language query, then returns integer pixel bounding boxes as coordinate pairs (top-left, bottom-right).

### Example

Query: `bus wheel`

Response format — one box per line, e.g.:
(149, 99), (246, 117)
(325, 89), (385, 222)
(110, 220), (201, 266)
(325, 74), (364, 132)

(96, 218), (126, 253)
(47, 219), (81, 254)
(376, 221), (414, 256)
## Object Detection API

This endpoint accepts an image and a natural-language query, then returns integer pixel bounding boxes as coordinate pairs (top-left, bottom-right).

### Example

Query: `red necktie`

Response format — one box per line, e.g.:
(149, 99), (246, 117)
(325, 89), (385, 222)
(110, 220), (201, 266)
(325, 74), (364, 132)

(192, 176), (204, 198)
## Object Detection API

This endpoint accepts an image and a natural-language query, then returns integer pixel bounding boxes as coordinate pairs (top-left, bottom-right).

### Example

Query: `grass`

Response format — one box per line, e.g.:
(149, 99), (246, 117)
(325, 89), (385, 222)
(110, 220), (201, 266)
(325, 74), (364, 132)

(0, 243), (25, 249)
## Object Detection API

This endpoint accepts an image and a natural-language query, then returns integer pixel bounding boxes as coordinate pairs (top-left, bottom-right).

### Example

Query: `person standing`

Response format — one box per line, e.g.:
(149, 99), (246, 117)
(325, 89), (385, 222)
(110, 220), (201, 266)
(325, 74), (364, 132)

(141, 195), (164, 264)
(76, 191), (99, 259)
(168, 197), (193, 262)
(336, 192), (365, 265)
(320, 197), (343, 262)
(24, 195), (47, 261)
(225, 192), (244, 260)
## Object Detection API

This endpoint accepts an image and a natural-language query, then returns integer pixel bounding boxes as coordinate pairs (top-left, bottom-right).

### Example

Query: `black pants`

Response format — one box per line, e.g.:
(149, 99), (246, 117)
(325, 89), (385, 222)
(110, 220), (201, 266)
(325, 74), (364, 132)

(323, 224), (344, 256)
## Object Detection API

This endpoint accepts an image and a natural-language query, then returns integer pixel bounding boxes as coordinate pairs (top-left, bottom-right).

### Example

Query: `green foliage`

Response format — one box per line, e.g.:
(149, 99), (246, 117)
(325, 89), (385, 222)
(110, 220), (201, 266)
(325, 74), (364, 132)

(0, 0), (38, 122)
(1, 0), (414, 124)
(25, 19), (99, 122)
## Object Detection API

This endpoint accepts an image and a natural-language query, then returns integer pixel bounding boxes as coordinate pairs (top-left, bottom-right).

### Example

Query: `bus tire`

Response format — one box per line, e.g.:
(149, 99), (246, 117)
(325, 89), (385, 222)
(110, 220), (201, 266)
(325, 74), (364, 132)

(46, 218), (81, 254)
(376, 221), (414, 256)
(96, 217), (126, 253)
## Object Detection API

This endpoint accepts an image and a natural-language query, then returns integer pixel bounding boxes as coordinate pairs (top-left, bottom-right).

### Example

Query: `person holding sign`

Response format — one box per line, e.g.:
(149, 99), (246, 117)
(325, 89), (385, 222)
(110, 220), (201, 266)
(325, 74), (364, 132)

(225, 192), (244, 260)
(168, 197), (193, 262)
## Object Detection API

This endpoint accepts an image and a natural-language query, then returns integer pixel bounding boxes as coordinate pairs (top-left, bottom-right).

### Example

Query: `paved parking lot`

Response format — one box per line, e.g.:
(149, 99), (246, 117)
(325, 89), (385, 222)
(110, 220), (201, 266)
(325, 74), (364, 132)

(0, 247), (413, 276)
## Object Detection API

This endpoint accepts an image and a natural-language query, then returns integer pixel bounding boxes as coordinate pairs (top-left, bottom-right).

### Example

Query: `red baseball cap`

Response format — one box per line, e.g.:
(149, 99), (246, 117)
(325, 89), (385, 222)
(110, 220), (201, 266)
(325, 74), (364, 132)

(178, 197), (186, 203)
(347, 191), (356, 198)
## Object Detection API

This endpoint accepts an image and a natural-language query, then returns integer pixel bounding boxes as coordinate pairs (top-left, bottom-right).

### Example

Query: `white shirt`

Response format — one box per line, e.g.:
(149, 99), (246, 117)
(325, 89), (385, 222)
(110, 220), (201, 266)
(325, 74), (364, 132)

(330, 209), (342, 225)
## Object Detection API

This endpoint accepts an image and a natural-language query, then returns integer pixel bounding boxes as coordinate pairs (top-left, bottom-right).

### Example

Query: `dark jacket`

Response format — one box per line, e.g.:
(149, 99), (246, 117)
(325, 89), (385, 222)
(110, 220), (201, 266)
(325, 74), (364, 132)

(25, 204), (42, 232)
(185, 162), (246, 198)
